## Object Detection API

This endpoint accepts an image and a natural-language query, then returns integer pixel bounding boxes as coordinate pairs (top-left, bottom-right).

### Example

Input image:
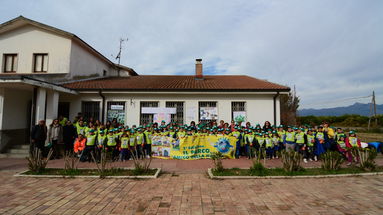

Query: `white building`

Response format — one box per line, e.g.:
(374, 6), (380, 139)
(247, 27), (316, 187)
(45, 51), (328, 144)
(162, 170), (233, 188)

(0, 16), (289, 156)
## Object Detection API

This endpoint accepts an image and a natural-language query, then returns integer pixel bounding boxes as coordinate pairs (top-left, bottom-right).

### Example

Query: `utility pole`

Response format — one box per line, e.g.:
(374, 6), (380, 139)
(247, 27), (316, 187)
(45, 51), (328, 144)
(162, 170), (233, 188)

(368, 91), (377, 130)
(115, 38), (128, 77)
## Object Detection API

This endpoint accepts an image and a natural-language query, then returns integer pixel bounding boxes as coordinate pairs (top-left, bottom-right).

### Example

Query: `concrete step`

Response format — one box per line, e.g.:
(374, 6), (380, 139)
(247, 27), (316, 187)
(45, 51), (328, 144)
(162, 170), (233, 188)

(0, 153), (7, 158)
(6, 153), (29, 159)
(13, 145), (30, 150)
(8, 149), (29, 154)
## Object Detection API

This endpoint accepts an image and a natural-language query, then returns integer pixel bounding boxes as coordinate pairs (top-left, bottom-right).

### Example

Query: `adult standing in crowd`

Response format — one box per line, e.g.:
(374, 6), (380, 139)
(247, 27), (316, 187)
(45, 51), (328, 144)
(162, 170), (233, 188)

(30, 120), (47, 155)
(263, 121), (272, 132)
(47, 119), (63, 159)
(323, 122), (335, 151)
(63, 120), (77, 154)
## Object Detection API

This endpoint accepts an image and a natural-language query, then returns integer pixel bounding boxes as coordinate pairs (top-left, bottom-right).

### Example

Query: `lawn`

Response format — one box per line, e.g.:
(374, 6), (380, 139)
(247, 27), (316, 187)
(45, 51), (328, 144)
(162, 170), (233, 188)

(358, 132), (383, 143)
(212, 166), (383, 177)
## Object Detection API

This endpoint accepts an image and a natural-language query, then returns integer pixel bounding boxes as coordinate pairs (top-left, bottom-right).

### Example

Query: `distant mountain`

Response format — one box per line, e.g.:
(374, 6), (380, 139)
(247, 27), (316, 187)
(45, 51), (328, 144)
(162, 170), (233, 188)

(298, 103), (383, 116)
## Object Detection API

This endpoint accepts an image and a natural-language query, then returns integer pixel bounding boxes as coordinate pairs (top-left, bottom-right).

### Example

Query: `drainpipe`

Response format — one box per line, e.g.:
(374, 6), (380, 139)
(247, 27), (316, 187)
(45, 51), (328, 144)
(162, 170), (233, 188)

(273, 91), (280, 126)
(99, 90), (105, 123)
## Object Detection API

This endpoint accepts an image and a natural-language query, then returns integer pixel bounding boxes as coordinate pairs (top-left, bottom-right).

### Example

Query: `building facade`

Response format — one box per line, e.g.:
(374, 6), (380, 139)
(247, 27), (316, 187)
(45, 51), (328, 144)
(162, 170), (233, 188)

(0, 16), (289, 155)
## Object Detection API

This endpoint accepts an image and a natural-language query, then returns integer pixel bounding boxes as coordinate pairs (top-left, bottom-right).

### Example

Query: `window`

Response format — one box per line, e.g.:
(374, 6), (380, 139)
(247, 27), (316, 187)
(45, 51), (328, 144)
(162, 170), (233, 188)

(33, 53), (48, 72)
(3, 54), (18, 73)
(166, 102), (184, 124)
(140, 101), (159, 125)
(199, 101), (218, 123)
(81, 101), (100, 122)
(231, 102), (246, 122)
(107, 101), (125, 124)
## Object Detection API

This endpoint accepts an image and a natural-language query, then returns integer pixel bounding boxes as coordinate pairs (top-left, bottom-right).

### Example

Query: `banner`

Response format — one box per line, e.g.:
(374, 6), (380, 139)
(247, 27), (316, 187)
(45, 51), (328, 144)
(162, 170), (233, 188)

(153, 113), (172, 124)
(233, 111), (246, 123)
(151, 135), (237, 160)
(107, 110), (125, 124)
(199, 107), (218, 120)
(141, 107), (176, 114)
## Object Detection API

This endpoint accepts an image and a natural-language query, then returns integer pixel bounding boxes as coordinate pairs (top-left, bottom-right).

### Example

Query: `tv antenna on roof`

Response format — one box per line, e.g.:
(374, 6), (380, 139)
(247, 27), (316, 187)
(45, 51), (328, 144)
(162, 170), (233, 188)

(113, 37), (128, 77)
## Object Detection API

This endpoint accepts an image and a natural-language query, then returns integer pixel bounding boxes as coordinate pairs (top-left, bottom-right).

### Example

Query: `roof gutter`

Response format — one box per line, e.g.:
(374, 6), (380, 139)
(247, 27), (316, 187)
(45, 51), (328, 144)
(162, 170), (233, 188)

(0, 76), (78, 94)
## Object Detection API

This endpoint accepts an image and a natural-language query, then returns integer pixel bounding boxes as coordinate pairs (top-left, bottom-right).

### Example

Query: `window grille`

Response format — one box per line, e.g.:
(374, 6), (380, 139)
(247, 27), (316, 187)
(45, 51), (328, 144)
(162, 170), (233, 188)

(199, 101), (217, 123)
(166, 102), (184, 124)
(140, 101), (159, 125)
(107, 101), (125, 124)
(231, 102), (246, 121)
(81, 101), (100, 122)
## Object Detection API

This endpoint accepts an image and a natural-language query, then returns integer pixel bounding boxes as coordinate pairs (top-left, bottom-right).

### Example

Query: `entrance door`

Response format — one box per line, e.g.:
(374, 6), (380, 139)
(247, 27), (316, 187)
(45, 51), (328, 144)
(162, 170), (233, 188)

(58, 102), (70, 119)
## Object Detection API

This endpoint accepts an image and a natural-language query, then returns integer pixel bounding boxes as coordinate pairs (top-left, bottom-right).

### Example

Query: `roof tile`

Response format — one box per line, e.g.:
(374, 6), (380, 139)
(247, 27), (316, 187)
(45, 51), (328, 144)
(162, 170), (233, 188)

(62, 75), (290, 91)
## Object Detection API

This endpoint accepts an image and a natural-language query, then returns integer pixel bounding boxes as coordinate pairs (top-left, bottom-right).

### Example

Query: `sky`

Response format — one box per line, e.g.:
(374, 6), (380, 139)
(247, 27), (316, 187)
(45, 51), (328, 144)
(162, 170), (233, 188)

(1, 0), (382, 109)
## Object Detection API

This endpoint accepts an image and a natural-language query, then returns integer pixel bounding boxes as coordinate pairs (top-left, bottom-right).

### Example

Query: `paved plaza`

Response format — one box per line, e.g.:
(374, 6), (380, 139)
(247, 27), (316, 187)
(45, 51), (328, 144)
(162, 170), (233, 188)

(0, 157), (383, 215)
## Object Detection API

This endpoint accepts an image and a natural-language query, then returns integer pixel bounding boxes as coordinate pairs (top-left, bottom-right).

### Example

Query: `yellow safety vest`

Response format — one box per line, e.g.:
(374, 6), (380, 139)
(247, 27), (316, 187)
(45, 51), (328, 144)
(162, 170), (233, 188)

(295, 132), (305, 144)
(86, 134), (97, 146)
(349, 137), (358, 147)
(285, 132), (295, 142)
(120, 137), (130, 149)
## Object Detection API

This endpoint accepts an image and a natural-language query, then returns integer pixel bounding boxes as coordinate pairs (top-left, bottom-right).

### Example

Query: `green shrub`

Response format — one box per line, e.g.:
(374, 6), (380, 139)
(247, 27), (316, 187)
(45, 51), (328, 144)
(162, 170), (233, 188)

(26, 148), (53, 173)
(280, 150), (303, 173)
(350, 147), (377, 171)
(211, 152), (224, 172)
(249, 159), (267, 176)
(321, 151), (344, 171)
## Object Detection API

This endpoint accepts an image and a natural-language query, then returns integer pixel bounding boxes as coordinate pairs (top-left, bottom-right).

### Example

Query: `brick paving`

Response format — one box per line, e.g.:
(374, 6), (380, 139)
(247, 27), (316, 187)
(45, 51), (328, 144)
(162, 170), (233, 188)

(0, 156), (383, 214)
(0, 170), (383, 214)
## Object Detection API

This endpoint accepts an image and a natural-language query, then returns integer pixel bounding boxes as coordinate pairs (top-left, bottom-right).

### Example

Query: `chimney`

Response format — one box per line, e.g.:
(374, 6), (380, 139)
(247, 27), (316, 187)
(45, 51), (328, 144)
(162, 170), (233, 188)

(195, 58), (203, 79)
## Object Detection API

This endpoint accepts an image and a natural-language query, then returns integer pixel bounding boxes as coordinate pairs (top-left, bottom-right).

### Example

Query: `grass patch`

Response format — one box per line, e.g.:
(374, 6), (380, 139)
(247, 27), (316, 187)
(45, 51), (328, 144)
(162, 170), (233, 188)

(22, 168), (158, 176)
(212, 166), (383, 176)
(357, 133), (383, 143)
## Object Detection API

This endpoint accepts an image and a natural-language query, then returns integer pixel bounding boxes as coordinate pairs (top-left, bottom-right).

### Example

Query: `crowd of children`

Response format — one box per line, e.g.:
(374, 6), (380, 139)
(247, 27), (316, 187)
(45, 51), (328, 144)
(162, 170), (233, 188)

(60, 116), (362, 165)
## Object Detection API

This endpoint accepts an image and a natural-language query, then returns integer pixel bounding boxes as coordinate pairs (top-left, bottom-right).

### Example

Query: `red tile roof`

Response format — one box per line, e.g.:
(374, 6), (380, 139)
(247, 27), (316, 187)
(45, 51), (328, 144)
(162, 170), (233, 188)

(62, 75), (290, 92)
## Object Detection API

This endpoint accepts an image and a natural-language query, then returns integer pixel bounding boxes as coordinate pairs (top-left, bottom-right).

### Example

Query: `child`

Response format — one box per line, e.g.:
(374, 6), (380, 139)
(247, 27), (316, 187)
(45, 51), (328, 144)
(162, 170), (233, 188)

(304, 129), (317, 161)
(336, 134), (352, 165)
(74, 134), (86, 158)
(232, 127), (242, 159)
(177, 127), (186, 139)
(264, 133), (274, 159)
(277, 125), (286, 151)
(284, 126), (295, 152)
(136, 128), (145, 158)
(81, 129), (97, 162)
(144, 126), (153, 158)
(120, 132), (130, 161)
(129, 129), (137, 159)
(243, 130), (252, 159)
(106, 130), (118, 161)
(271, 131), (280, 159)
(345, 130), (361, 165)
(315, 126), (326, 158)
(295, 128), (307, 157)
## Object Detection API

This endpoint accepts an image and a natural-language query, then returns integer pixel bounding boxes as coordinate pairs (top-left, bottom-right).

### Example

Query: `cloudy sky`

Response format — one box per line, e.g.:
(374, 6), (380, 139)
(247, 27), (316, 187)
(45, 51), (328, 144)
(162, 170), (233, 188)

(1, 0), (382, 109)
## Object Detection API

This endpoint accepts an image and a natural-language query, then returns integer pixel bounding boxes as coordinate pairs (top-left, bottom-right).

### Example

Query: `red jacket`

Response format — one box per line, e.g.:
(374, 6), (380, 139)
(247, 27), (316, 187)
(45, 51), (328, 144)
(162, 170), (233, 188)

(345, 137), (361, 148)
(74, 138), (86, 153)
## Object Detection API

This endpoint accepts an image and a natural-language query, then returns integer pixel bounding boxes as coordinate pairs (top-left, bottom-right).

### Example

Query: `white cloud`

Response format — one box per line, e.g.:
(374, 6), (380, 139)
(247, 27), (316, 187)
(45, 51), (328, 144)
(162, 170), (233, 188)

(1, 0), (382, 109)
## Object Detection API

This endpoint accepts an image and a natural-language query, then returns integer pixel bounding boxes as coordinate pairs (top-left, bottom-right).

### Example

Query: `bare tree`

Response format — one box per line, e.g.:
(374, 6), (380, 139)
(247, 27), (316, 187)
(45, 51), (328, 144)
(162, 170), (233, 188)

(280, 86), (300, 126)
